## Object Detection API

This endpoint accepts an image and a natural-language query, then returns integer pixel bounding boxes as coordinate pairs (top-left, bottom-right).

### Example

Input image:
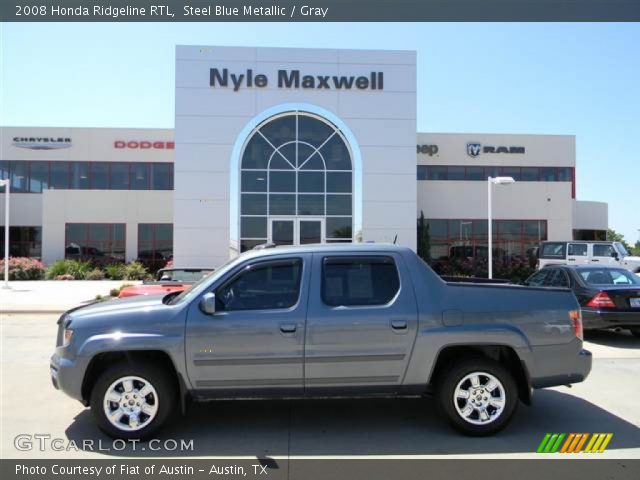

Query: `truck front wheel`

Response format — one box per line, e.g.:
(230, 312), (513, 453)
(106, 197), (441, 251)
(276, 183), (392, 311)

(89, 361), (175, 439)
(438, 357), (518, 436)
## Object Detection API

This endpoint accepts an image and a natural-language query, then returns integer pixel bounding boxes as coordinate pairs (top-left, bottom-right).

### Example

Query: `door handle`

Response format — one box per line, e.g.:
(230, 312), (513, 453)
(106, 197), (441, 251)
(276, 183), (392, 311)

(279, 323), (297, 334)
(591, 259), (599, 262)
(391, 320), (408, 330)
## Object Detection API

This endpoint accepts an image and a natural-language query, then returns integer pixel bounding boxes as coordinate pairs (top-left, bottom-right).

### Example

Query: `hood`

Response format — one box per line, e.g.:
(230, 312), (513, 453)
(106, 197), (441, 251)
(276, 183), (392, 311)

(67, 293), (167, 319)
(623, 255), (640, 263)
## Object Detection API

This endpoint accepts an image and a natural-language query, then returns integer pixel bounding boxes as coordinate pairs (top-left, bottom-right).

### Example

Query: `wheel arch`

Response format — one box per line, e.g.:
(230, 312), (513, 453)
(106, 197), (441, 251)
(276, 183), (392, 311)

(81, 350), (188, 413)
(428, 344), (532, 405)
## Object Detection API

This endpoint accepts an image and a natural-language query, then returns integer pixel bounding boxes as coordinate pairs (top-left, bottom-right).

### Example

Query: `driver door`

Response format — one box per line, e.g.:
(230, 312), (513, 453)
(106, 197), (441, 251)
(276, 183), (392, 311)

(185, 254), (310, 397)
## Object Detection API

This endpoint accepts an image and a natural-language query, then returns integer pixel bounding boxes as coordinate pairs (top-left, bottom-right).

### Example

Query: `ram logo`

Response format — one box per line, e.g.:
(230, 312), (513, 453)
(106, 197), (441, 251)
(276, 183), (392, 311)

(467, 143), (482, 157)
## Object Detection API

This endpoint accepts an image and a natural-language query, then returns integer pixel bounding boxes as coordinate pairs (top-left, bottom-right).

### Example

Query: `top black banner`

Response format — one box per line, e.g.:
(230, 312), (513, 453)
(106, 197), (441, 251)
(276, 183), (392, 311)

(2, 0), (640, 22)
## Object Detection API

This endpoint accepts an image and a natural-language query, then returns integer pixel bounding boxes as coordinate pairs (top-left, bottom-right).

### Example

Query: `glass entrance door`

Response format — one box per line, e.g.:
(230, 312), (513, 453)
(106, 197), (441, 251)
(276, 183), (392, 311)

(269, 218), (324, 246)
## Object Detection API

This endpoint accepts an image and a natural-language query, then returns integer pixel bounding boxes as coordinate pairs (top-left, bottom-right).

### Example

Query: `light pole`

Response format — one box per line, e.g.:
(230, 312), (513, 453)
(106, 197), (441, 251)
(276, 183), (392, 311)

(488, 176), (515, 279)
(0, 179), (9, 289)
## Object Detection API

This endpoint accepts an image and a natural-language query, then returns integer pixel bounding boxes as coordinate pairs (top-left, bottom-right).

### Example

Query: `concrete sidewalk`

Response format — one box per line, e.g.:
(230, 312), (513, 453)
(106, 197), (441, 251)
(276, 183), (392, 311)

(0, 280), (141, 314)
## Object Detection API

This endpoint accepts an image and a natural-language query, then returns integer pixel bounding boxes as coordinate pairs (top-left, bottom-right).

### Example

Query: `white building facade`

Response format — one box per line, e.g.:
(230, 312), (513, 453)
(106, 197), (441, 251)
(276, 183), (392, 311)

(0, 46), (607, 268)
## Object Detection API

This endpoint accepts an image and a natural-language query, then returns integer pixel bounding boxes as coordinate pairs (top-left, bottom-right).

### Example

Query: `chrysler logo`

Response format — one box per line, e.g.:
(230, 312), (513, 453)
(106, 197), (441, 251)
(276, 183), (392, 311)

(467, 143), (482, 157)
(12, 137), (72, 150)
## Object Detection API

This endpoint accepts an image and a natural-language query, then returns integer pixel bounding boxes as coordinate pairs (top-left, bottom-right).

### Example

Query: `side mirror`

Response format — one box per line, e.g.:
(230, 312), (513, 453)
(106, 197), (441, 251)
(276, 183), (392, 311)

(612, 251), (619, 260)
(199, 292), (216, 315)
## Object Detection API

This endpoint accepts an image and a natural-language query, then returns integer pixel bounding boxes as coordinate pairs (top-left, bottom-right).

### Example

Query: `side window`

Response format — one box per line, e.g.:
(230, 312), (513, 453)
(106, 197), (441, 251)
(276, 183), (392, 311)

(526, 270), (549, 286)
(216, 258), (302, 311)
(593, 244), (615, 257)
(322, 256), (400, 306)
(546, 269), (570, 287)
(568, 243), (587, 256)
(541, 242), (566, 258)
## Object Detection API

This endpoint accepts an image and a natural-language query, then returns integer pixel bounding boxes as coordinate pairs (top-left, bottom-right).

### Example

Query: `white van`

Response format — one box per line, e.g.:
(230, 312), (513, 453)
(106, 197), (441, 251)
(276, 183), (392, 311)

(537, 241), (640, 273)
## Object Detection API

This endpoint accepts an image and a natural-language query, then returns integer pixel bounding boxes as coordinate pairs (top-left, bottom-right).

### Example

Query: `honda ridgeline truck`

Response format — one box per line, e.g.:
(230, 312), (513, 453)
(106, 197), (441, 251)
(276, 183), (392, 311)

(51, 244), (591, 438)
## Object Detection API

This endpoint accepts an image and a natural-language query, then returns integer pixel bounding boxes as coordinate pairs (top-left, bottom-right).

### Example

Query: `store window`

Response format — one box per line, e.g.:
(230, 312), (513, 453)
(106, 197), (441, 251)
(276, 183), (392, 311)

(0, 161), (172, 192)
(424, 218), (547, 261)
(65, 223), (125, 261)
(138, 223), (173, 271)
(0, 226), (42, 258)
(239, 112), (353, 252)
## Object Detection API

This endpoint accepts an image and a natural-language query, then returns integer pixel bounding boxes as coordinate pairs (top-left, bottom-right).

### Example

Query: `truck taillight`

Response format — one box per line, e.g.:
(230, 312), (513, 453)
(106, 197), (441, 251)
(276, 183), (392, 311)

(586, 291), (616, 309)
(569, 310), (583, 341)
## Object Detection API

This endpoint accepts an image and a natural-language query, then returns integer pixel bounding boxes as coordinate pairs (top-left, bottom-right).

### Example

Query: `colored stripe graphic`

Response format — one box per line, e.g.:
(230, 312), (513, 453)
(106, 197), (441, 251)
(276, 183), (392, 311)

(560, 433), (575, 453)
(537, 433), (552, 453)
(537, 433), (612, 453)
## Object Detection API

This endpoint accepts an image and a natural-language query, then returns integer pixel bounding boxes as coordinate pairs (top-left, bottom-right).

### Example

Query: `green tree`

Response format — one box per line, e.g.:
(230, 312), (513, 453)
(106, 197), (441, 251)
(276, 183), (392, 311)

(417, 211), (431, 263)
(606, 228), (632, 252)
(632, 240), (640, 256)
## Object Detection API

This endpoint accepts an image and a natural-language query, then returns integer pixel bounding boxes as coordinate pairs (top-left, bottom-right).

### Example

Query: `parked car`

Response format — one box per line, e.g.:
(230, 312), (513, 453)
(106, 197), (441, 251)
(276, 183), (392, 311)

(51, 244), (591, 439)
(118, 268), (214, 298)
(524, 264), (640, 334)
(537, 241), (640, 273)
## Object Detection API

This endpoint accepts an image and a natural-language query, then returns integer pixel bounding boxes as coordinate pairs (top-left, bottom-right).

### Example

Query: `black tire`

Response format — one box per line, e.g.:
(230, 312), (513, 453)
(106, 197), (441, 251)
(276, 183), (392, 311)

(629, 328), (640, 339)
(89, 361), (176, 440)
(437, 356), (518, 436)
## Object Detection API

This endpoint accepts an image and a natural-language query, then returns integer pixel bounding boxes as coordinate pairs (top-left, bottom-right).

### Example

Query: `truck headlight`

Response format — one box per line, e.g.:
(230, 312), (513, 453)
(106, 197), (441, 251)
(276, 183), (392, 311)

(63, 329), (74, 347)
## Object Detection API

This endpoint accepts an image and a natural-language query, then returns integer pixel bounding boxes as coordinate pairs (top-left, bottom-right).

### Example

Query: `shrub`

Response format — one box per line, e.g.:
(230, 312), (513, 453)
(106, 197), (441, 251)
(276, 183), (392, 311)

(430, 257), (535, 284)
(85, 268), (105, 280)
(110, 283), (133, 297)
(46, 259), (91, 280)
(123, 261), (148, 280)
(104, 263), (125, 280)
(0, 257), (46, 280)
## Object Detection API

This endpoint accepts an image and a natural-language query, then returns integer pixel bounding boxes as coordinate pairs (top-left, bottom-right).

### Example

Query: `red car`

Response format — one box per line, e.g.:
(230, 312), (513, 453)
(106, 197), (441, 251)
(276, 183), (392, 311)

(118, 268), (214, 298)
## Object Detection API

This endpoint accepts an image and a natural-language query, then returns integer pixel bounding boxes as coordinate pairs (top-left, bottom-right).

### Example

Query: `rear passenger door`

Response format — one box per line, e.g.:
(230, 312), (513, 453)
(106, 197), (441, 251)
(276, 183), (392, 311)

(567, 243), (589, 265)
(304, 252), (418, 395)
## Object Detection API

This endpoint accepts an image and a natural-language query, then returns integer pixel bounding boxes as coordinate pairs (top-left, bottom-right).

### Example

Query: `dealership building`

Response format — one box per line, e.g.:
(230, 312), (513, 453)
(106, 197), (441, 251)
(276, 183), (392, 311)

(0, 46), (608, 268)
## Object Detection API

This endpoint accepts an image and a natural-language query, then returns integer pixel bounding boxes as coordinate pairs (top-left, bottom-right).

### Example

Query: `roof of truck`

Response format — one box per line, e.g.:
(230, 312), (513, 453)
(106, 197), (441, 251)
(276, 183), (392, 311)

(240, 242), (413, 259)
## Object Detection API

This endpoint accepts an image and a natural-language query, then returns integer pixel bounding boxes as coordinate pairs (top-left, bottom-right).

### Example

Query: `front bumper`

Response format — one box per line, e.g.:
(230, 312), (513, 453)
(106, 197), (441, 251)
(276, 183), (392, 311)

(582, 309), (640, 330)
(50, 352), (86, 404)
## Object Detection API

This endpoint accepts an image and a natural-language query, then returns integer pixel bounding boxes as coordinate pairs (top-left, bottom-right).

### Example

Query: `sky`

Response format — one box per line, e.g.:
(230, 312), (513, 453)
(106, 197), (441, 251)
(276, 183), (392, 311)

(1, 22), (639, 243)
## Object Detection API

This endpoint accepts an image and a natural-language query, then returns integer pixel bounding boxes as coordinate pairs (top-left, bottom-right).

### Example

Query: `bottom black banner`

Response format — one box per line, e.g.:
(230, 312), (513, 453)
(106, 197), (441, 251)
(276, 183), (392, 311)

(2, 459), (639, 480)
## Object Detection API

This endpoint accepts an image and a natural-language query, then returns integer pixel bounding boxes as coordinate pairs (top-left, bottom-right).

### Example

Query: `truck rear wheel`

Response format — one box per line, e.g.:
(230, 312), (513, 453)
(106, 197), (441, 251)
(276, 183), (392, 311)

(437, 357), (518, 436)
(89, 361), (175, 440)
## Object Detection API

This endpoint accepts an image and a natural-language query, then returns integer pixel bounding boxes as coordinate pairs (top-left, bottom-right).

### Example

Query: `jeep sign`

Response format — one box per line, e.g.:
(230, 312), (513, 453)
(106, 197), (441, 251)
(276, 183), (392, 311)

(417, 144), (439, 156)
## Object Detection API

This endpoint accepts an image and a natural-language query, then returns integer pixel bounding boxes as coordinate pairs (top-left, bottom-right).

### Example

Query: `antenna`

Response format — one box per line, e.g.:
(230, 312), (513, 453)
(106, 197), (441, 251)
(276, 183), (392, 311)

(393, 234), (398, 244)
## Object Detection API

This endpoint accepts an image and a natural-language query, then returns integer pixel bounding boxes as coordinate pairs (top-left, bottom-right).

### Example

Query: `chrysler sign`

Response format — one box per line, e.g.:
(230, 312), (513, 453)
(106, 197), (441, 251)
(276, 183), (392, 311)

(12, 137), (72, 150)
(467, 143), (525, 157)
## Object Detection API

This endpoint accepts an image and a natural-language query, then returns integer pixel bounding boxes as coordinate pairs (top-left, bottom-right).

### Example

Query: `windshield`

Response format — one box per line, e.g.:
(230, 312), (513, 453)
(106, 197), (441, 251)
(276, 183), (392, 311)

(614, 242), (629, 257)
(579, 268), (640, 286)
(167, 255), (247, 305)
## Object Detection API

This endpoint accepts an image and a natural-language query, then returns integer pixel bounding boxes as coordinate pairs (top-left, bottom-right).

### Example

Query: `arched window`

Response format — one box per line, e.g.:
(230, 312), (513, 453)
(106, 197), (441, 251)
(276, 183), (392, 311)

(239, 112), (353, 252)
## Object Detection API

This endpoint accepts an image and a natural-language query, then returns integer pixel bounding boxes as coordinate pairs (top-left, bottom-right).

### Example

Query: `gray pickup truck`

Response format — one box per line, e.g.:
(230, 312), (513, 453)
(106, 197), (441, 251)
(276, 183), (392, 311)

(51, 244), (591, 439)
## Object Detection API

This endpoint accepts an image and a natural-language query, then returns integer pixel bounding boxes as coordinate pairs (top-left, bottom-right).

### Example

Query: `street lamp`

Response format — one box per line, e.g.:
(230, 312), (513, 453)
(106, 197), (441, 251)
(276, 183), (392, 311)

(0, 179), (9, 289)
(487, 176), (516, 279)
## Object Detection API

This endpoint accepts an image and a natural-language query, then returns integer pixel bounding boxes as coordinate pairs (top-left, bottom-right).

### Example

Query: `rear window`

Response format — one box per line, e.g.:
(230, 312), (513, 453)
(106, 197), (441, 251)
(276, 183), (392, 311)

(579, 269), (640, 286)
(322, 256), (400, 306)
(540, 242), (566, 258)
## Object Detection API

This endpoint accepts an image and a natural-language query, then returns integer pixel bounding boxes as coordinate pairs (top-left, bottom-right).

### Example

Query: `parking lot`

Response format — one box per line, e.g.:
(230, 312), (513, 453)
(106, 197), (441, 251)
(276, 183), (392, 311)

(1, 313), (639, 459)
